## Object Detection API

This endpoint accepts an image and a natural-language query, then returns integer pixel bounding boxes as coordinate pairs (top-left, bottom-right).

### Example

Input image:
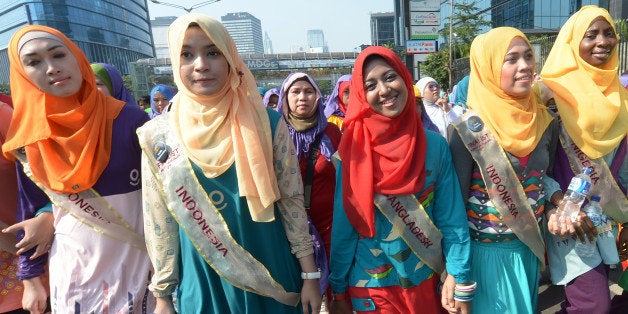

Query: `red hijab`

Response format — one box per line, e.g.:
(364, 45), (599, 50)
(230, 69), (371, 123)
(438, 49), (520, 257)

(339, 46), (426, 237)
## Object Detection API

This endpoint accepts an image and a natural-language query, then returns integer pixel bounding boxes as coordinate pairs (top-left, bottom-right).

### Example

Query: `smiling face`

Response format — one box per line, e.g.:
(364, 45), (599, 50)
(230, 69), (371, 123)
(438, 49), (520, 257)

(179, 26), (229, 96)
(500, 37), (535, 98)
(579, 17), (617, 67)
(287, 79), (318, 118)
(19, 37), (82, 98)
(363, 56), (407, 118)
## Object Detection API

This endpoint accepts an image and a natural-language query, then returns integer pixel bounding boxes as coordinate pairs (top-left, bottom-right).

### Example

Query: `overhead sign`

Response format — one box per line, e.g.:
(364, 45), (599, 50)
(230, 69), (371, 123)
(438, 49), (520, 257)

(410, 0), (440, 11)
(244, 58), (279, 70)
(406, 40), (437, 54)
(410, 11), (441, 26)
(154, 66), (172, 75)
(410, 25), (440, 40)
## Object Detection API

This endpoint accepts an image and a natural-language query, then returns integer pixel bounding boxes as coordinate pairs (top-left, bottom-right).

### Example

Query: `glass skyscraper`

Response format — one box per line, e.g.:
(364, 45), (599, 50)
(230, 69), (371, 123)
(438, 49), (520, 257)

(0, 0), (154, 82)
(221, 12), (264, 55)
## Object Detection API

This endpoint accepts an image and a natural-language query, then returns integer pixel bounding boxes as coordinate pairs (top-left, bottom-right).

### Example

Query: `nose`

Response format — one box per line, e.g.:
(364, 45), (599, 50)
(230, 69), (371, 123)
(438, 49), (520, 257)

(377, 81), (391, 96)
(46, 61), (61, 75)
(194, 56), (209, 72)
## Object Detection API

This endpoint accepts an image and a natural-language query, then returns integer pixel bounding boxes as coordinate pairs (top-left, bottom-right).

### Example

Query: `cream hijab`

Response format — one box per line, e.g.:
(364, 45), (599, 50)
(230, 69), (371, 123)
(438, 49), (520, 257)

(168, 14), (279, 222)
(468, 27), (553, 157)
(540, 5), (628, 159)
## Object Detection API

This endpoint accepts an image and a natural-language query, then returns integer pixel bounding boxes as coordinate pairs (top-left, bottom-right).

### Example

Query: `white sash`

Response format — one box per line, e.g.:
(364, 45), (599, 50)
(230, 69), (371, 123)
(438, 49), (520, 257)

(136, 116), (300, 306)
(13, 150), (146, 251)
(452, 110), (546, 263)
(558, 125), (628, 223)
(374, 194), (445, 273)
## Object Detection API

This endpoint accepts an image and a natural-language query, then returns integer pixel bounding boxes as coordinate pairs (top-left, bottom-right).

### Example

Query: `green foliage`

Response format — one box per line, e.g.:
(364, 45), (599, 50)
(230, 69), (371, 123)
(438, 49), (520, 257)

(317, 80), (333, 96)
(615, 19), (628, 40)
(421, 49), (450, 90)
(122, 75), (134, 95)
(0, 82), (9, 95)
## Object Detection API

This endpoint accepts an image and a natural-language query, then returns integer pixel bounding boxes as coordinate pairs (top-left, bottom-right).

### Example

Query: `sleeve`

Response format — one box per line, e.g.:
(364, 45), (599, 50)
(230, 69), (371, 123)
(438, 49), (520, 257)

(448, 125), (474, 202)
(328, 159), (359, 294)
(141, 152), (180, 297)
(542, 120), (562, 207)
(272, 118), (313, 259)
(15, 162), (51, 280)
(430, 134), (471, 284)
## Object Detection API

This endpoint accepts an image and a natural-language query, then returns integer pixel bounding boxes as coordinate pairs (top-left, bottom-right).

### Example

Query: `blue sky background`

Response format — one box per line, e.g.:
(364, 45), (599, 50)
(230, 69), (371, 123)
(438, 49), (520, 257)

(147, 0), (394, 53)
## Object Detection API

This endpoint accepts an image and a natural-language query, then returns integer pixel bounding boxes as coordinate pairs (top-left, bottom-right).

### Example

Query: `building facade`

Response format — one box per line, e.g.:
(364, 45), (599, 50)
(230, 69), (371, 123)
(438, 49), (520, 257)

(151, 16), (176, 59)
(221, 12), (263, 54)
(0, 0), (154, 82)
(370, 12), (396, 46)
(307, 29), (329, 53)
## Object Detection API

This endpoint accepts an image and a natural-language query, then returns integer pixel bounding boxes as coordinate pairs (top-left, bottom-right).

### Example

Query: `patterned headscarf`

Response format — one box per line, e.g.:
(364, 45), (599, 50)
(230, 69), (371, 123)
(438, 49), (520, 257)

(168, 13), (279, 222)
(467, 27), (553, 157)
(2, 25), (124, 193)
(339, 46), (426, 238)
(91, 63), (138, 107)
(276, 72), (335, 161)
(540, 5), (628, 159)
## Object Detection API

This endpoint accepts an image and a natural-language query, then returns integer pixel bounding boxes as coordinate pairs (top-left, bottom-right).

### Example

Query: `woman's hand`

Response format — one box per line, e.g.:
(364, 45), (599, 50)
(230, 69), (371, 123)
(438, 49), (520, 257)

(3, 212), (54, 259)
(300, 279), (322, 314)
(329, 298), (352, 314)
(441, 274), (472, 314)
(153, 296), (176, 314)
(22, 276), (48, 314)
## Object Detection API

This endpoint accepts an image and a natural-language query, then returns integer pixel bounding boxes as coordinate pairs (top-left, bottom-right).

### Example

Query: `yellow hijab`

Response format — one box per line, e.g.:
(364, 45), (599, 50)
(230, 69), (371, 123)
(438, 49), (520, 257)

(540, 5), (628, 159)
(468, 27), (553, 157)
(168, 14), (279, 222)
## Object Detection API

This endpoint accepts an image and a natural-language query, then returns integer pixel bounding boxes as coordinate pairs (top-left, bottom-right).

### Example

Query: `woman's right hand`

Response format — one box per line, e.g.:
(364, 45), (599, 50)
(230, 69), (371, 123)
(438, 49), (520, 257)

(22, 276), (48, 314)
(153, 296), (176, 314)
(2, 212), (54, 259)
(329, 300), (352, 314)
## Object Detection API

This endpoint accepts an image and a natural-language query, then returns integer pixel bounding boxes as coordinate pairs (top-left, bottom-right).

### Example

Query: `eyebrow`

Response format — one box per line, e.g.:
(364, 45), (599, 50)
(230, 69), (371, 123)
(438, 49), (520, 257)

(21, 44), (64, 57)
(182, 44), (217, 49)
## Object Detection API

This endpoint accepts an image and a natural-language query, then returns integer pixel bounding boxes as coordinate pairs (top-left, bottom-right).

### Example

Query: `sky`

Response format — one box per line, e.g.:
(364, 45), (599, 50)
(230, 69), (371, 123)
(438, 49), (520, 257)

(147, 0), (394, 53)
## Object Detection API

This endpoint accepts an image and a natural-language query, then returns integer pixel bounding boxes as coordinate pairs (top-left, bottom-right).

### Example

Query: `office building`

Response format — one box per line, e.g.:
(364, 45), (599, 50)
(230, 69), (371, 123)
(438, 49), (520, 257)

(0, 0), (154, 82)
(151, 16), (176, 59)
(307, 29), (328, 53)
(221, 12), (263, 54)
(370, 12), (396, 46)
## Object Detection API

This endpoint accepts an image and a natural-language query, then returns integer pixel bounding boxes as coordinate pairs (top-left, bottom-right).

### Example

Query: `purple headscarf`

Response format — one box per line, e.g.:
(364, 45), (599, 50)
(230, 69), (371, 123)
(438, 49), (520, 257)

(323, 74), (352, 118)
(620, 73), (628, 88)
(91, 63), (137, 107)
(277, 72), (335, 161)
(262, 87), (280, 108)
(149, 84), (176, 118)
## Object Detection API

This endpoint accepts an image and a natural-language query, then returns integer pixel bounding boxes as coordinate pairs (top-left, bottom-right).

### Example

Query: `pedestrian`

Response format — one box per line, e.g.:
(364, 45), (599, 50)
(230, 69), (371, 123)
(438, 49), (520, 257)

(1, 25), (153, 313)
(91, 62), (140, 108)
(540, 5), (628, 313)
(449, 27), (557, 314)
(324, 74), (351, 131)
(416, 76), (463, 141)
(414, 85), (440, 133)
(263, 87), (280, 109)
(149, 84), (175, 118)
(329, 46), (473, 314)
(136, 13), (322, 314)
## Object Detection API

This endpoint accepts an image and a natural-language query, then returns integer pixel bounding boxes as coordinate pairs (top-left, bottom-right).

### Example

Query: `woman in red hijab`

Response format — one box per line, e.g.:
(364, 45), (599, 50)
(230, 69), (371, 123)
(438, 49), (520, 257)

(328, 46), (473, 314)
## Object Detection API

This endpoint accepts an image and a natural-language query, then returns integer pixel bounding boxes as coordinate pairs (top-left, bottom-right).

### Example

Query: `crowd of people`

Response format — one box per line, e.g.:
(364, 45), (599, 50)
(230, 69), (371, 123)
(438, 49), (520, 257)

(0, 4), (626, 314)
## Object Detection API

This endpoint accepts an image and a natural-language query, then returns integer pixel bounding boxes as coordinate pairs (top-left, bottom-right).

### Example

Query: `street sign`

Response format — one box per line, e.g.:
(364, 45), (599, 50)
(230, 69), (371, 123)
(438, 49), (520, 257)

(406, 40), (437, 54)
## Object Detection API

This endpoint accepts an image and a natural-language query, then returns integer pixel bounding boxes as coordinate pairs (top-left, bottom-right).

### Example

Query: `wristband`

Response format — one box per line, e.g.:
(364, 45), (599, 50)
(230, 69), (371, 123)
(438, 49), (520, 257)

(332, 292), (348, 301)
(301, 271), (321, 280)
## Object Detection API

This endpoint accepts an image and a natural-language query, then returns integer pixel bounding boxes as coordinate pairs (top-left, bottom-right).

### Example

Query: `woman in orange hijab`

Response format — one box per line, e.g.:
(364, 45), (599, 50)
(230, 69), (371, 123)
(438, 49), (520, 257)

(1, 25), (153, 313)
(449, 27), (556, 314)
(328, 46), (472, 314)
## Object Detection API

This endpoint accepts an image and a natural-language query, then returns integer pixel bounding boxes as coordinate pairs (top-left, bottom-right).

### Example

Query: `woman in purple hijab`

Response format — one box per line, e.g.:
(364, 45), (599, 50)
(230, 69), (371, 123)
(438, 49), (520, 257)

(277, 72), (342, 302)
(91, 63), (138, 108)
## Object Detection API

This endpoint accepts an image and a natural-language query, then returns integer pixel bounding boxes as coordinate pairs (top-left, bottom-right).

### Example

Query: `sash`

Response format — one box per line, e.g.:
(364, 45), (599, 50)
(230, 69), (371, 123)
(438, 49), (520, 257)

(12, 150), (146, 251)
(136, 116), (300, 306)
(374, 194), (445, 273)
(452, 110), (545, 263)
(558, 124), (628, 223)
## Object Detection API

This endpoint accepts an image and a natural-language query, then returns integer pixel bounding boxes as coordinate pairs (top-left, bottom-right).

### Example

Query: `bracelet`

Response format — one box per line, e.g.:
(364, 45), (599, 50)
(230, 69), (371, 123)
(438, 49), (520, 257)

(301, 271), (321, 280)
(332, 292), (348, 301)
(453, 282), (477, 302)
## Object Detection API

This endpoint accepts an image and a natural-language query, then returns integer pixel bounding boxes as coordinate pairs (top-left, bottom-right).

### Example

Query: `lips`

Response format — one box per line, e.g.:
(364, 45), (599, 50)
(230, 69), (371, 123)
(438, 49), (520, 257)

(49, 77), (70, 85)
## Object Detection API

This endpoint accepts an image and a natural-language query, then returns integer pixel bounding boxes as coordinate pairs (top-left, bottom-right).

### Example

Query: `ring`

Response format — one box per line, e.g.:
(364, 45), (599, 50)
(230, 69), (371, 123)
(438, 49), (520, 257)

(45, 244), (52, 250)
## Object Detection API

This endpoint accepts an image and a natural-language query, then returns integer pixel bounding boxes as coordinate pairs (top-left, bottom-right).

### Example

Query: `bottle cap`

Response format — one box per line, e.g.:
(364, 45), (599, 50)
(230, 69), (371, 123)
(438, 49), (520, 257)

(590, 195), (601, 202)
(582, 167), (593, 175)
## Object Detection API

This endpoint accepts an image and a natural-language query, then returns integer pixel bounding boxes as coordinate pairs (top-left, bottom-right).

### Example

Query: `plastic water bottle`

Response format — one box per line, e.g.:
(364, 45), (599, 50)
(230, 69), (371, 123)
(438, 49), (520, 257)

(558, 167), (593, 222)
(585, 196), (620, 265)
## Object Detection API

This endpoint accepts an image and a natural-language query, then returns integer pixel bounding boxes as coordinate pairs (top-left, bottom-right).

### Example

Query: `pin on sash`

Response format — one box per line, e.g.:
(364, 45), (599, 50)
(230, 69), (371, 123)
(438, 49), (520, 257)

(153, 141), (170, 163)
(467, 115), (484, 132)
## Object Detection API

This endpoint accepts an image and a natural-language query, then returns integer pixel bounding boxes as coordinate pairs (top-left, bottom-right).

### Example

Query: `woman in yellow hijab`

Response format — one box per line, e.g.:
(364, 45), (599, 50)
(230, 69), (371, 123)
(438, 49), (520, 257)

(449, 27), (556, 314)
(540, 5), (628, 313)
(136, 13), (321, 313)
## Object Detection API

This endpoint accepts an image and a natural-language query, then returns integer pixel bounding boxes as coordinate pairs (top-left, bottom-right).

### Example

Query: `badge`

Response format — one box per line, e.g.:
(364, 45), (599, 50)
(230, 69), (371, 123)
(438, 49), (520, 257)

(467, 115), (484, 132)
(153, 141), (170, 163)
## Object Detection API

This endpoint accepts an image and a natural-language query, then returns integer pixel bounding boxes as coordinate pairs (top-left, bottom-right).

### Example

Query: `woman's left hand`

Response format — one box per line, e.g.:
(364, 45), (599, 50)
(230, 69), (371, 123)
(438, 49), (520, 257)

(300, 279), (322, 314)
(441, 274), (471, 314)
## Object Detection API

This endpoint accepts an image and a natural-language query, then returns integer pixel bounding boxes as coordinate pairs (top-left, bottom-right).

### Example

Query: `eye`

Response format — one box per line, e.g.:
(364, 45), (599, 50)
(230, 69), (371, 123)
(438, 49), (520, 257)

(207, 50), (221, 57)
(385, 73), (398, 82)
(365, 82), (376, 91)
(52, 52), (66, 59)
(25, 59), (40, 67)
(181, 50), (193, 59)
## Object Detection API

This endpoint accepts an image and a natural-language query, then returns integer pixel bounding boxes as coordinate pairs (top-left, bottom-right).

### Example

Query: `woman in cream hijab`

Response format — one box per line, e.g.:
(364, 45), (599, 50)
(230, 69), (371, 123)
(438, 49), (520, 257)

(540, 5), (628, 313)
(449, 27), (556, 314)
(137, 13), (321, 313)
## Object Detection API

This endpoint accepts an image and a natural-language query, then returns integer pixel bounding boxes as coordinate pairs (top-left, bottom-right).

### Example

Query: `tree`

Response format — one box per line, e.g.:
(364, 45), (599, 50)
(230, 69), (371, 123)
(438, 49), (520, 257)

(122, 75), (134, 95)
(422, 49), (450, 90)
(0, 82), (9, 95)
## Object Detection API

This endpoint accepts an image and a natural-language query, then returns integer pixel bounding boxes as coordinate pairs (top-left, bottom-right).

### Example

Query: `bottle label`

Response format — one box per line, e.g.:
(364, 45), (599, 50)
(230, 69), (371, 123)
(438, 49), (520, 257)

(568, 178), (591, 195)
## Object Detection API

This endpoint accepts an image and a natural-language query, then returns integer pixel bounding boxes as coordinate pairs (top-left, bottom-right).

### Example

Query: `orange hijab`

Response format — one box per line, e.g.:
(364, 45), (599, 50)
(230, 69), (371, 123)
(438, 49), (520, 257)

(540, 6), (628, 159)
(467, 27), (553, 157)
(2, 25), (124, 193)
(339, 46), (426, 238)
